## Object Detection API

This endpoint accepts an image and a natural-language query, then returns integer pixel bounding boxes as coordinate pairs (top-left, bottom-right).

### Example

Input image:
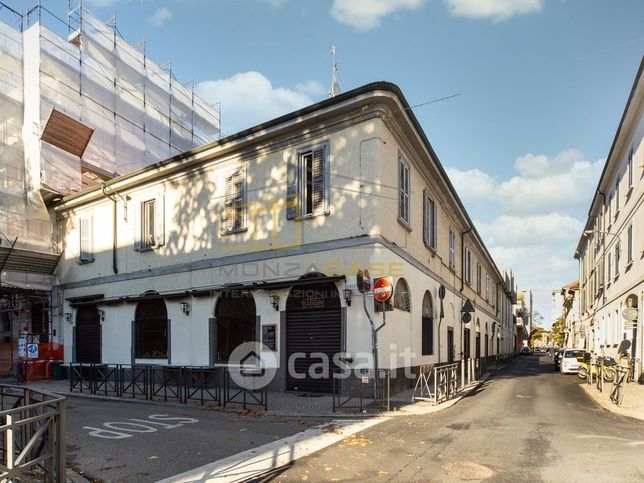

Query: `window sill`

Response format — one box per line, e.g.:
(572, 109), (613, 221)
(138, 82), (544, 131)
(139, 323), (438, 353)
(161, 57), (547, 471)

(614, 209), (620, 220)
(614, 274), (619, 282)
(626, 185), (633, 197)
(425, 243), (437, 256)
(398, 217), (412, 232)
(625, 261), (633, 272)
(296, 210), (330, 221)
(220, 227), (248, 236)
(77, 258), (95, 265)
(137, 246), (155, 253)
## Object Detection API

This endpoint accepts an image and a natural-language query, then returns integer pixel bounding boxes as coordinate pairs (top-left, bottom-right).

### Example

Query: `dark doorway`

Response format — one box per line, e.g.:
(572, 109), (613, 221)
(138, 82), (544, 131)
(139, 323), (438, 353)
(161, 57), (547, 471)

(76, 304), (101, 363)
(134, 298), (168, 359)
(421, 291), (434, 355)
(485, 334), (489, 358)
(286, 277), (341, 393)
(464, 328), (471, 360)
(476, 333), (481, 359)
(31, 301), (49, 342)
(447, 328), (454, 364)
(214, 292), (257, 362)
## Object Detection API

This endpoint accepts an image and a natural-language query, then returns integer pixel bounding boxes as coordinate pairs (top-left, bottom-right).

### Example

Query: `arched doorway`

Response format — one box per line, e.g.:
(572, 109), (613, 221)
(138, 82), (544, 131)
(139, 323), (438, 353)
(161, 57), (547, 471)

(286, 274), (341, 393)
(76, 304), (101, 363)
(421, 291), (434, 355)
(134, 298), (168, 360)
(214, 292), (257, 362)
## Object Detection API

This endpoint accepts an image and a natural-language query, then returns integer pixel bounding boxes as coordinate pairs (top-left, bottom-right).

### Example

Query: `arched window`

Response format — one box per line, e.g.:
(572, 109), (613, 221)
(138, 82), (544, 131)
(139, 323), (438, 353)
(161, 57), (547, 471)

(214, 292), (256, 362)
(393, 278), (411, 312)
(421, 291), (434, 355)
(135, 298), (168, 359)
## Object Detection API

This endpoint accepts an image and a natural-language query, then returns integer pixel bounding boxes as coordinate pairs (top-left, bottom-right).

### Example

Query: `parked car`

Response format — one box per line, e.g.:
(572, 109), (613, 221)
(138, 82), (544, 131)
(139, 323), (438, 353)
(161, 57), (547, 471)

(560, 349), (584, 374)
(520, 346), (532, 356)
(553, 348), (565, 370)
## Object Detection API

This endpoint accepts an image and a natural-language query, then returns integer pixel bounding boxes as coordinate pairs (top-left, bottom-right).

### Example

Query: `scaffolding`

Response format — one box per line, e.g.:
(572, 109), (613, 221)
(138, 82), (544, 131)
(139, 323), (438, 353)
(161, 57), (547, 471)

(0, 0), (220, 254)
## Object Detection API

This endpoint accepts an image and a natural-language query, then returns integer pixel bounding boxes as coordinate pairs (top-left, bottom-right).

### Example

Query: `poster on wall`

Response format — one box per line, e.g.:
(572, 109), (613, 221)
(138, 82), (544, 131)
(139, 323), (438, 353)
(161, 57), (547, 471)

(262, 325), (277, 351)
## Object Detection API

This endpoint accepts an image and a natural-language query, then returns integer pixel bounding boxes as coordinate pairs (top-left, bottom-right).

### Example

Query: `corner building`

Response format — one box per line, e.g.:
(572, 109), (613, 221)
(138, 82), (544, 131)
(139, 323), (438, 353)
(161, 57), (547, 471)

(53, 82), (517, 392)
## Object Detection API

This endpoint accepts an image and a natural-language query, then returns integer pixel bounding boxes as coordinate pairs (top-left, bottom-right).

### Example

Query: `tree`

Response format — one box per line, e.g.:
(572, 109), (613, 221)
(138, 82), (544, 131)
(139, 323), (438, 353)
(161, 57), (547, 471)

(550, 316), (565, 347)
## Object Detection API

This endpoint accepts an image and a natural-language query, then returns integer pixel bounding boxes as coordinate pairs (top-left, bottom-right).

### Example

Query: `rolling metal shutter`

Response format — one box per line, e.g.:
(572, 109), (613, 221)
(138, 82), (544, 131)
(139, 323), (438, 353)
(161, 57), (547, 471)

(76, 322), (101, 364)
(286, 308), (341, 393)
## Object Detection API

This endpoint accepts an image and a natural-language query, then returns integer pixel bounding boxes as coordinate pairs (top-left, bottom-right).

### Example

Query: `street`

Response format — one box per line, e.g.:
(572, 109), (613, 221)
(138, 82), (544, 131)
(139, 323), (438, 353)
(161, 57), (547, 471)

(270, 354), (644, 482)
(65, 399), (318, 482)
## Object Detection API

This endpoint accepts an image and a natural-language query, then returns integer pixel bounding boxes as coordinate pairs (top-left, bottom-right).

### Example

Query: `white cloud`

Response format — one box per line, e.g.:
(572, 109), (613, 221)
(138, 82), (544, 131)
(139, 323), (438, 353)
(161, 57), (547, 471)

(84, 0), (117, 6)
(295, 80), (327, 97)
(478, 213), (583, 247)
(447, 150), (604, 215)
(149, 7), (172, 27)
(330, 0), (425, 31)
(444, 0), (542, 21)
(196, 71), (320, 134)
(445, 167), (497, 203)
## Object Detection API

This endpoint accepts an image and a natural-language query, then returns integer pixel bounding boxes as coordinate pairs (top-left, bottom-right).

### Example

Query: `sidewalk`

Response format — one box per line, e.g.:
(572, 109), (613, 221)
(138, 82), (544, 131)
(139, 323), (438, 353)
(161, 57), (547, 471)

(580, 381), (644, 421)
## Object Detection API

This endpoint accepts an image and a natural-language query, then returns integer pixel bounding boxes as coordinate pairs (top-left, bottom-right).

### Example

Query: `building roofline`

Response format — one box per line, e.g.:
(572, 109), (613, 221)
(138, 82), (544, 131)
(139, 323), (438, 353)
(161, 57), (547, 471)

(574, 56), (644, 257)
(55, 80), (508, 285)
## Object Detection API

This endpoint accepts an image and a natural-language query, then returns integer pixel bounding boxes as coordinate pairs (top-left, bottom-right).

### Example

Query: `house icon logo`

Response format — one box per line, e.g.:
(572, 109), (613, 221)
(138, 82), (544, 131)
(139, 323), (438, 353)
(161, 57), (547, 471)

(228, 341), (277, 390)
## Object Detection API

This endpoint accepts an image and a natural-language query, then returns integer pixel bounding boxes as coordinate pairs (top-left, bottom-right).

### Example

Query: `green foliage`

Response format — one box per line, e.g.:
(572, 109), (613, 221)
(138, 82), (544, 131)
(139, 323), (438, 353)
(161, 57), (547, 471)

(550, 317), (565, 346)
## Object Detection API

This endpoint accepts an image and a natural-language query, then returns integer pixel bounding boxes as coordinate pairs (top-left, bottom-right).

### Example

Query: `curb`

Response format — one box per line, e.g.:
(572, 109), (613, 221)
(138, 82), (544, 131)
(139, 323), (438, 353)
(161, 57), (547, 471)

(579, 382), (644, 422)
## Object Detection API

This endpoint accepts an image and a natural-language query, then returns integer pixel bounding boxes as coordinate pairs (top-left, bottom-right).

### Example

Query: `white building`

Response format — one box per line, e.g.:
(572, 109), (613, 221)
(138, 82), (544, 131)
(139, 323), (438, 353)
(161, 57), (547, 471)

(0, 3), (219, 375)
(51, 82), (517, 393)
(575, 58), (643, 382)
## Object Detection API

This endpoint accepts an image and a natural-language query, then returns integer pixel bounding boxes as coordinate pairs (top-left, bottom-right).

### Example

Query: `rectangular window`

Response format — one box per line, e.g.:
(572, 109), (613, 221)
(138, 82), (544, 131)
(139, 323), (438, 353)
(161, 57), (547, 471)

(486, 275), (490, 301)
(449, 229), (456, 269)
(423, 190), (436, 248)
(79, 217), (93, 262)
(627, 224), (633, 264)
(398, 155), (410, 225)
(286, 143), (329, 220)
(476, 263), (482, 294)
(465, 247), (472, 284)
(142, 199), (156, 249)
(615, 241), (620, 277)
(223, 169), (246, 233)
(608, 193), (612, 222)
(628, 147), (634, 188)
(607, 253), (612, 281)
(615, 180), (620, 216)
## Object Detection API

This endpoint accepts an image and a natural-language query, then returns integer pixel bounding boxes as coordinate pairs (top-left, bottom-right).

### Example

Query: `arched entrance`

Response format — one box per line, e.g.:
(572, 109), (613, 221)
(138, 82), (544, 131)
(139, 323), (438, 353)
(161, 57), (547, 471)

(134, 298), (168, 359)
(76, 304), (101, 363)
(286, 274), (342, 393)
(214, 292), (257, 362)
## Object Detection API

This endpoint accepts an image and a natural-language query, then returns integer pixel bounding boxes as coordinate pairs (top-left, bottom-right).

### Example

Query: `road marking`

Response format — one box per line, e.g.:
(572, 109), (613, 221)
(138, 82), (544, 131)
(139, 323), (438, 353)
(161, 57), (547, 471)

(83, 414), (199, 439)
(158, 417), (389, 483)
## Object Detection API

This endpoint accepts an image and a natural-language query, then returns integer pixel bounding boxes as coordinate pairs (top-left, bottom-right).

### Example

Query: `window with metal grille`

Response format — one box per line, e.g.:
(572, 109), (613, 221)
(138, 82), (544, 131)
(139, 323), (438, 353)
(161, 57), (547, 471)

(142, 199), (156, 249)
(398, 156), (410, 225)
(476, 263), (482, 294)
(223, 169), (246, 233)
(79, 217), (94, 262)
(393, 278), (411, 312)
(627, 224), (633, 264)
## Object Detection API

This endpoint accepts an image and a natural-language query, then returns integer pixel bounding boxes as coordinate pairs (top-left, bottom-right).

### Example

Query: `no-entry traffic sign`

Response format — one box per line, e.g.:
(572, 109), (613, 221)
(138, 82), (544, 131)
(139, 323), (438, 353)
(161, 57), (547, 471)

(373, 277), (393, 303)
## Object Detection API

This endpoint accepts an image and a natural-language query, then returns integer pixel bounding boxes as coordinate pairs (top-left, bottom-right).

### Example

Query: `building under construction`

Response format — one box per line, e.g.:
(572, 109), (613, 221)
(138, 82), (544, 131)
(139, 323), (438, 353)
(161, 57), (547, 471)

(0, 1), (220, 375)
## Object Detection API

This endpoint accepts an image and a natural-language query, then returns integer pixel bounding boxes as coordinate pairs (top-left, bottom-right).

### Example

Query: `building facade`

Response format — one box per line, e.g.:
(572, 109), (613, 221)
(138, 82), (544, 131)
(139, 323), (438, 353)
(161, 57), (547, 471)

(575, 58), (643, 382)
(51, 82), (517, 392)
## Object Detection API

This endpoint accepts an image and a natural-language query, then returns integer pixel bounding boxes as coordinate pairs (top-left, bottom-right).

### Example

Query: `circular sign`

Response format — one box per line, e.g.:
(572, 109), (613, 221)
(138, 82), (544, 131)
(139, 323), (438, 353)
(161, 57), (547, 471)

(373, 277), (393, 303)
(438, 285), (446, 300)
(623, 307), (638, 321)
(462, 312), (472, 324)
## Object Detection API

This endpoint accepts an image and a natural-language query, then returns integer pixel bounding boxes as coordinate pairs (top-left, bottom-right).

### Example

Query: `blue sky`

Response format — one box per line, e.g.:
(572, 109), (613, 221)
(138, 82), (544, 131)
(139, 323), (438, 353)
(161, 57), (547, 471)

(27, 0), (644, 325)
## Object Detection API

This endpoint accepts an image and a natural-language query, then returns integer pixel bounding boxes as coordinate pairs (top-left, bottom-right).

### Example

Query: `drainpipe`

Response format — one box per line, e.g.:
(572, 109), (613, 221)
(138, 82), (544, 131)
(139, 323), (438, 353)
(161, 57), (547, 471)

(459, 228), (472, 371)
(101, 184), (129, 275)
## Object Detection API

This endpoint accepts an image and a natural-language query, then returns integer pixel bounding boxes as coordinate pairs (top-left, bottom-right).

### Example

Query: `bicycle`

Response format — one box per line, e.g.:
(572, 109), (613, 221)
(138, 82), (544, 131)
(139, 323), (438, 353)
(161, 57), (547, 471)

(578, 356), (616, 382)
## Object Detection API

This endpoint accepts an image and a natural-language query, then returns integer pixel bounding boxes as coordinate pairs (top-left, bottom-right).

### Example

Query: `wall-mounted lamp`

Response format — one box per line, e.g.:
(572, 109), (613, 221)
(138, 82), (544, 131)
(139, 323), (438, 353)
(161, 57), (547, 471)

(97, 309), (105, 321)
(343, 289), (352, 307)
(64, 313), (73, 324)
(180, 301), (191, 316)
(270, 295), (280, 311)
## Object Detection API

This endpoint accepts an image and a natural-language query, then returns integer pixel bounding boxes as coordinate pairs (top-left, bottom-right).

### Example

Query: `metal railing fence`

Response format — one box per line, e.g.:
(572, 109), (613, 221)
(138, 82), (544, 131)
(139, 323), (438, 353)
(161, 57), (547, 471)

(332, 369), (391, 412)
(68, 363), (267, 410)
(0, 385), (66, 482)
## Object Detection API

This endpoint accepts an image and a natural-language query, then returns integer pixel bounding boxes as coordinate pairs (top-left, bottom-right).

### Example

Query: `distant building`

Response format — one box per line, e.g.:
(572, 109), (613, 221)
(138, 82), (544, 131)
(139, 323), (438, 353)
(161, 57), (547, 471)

(554, 281), (581, 349)
(0, 3), (219, 375)
(514, 289), (532, 349)
(574, 57), (643, 382)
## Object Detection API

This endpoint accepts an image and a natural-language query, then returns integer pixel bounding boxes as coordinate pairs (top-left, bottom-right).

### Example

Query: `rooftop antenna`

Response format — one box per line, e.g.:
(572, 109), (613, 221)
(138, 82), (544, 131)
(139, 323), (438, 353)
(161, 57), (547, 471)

(329, 44), (342, 98)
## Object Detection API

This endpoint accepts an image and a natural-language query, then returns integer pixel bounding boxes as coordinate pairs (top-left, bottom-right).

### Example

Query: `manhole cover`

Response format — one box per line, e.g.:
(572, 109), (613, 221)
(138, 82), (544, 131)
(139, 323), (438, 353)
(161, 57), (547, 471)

(441, 461), (494, 480)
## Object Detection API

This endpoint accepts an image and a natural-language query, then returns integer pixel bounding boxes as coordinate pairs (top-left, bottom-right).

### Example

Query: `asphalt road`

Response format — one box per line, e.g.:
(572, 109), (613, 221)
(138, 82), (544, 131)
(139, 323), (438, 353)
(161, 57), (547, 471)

(269, 354), (644, 482)
(65, 398), (317, 482)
